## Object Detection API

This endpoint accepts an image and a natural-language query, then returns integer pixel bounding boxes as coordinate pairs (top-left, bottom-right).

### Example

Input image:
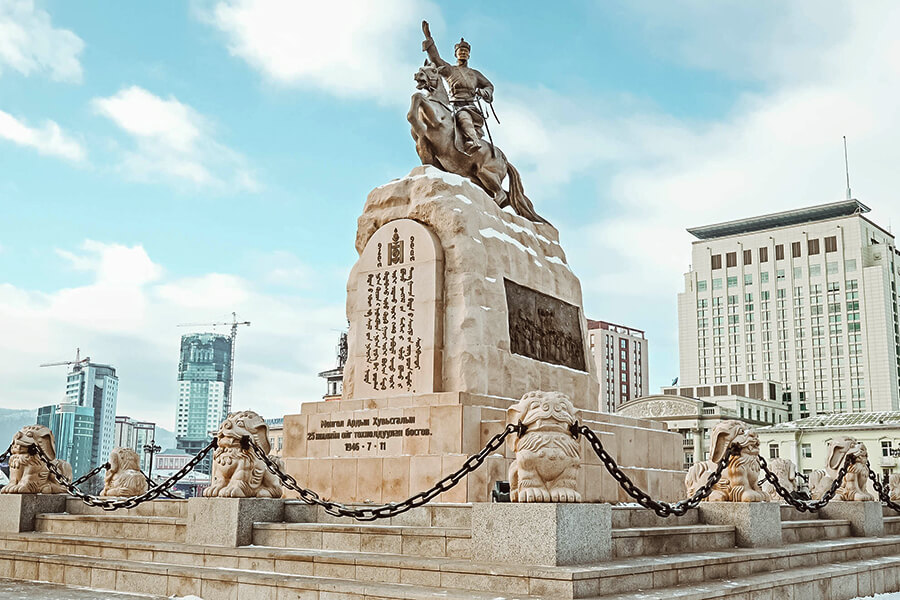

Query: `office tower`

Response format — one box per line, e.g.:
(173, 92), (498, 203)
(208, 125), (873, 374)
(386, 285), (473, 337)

(587, 320), (649, 412)
(37, 401), (95, 479)
(64, 363), (118, 470)
(114, 416), (157, 471)
(678, 199), (900, 419)
(175, 333), (232, 470)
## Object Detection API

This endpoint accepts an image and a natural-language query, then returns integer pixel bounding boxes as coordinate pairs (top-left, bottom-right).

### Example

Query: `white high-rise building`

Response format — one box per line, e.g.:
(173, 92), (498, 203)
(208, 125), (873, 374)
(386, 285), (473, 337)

(115, 416), (157, 471)
(588, 320), (649, 412)
(65, 363), (118, 469)
(678, 199), (900, 420)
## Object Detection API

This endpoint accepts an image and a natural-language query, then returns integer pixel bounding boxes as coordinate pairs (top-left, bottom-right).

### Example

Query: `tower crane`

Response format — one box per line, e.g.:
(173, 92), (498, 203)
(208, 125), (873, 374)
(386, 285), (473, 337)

(40, 347), (92, 370)
(177, 312), (250, 408)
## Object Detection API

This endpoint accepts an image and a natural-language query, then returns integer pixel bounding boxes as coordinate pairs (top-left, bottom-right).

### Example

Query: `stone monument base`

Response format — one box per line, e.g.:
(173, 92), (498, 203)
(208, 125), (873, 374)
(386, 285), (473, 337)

(282, 392), (685, 504)
(819, 501), (884, 537)
(472, 502), (611, 566)
(185, 498), (284, 547)
(0, 494), (67, 533)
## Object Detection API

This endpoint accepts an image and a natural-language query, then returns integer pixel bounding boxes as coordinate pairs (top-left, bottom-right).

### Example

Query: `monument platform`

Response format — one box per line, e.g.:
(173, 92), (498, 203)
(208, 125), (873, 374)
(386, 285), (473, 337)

(1, 497), (899, 599)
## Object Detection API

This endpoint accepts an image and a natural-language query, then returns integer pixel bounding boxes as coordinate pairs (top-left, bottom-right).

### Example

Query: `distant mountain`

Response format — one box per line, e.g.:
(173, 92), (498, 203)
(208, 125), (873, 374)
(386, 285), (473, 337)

(0, 409), (38, 447)
(154, 425), (177, 451)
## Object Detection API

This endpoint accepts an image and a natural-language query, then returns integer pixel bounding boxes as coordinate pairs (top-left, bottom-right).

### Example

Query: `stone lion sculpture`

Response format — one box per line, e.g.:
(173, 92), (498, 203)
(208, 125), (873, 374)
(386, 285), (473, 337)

(809, 436), (873, 501)
(760, 457), (799, 502)
(507, 391), (581, 502)
(889, 473), (900, 502)
(100, 447), (148, 497)
(204, 410), (283, 498)
(684, 420), (767, 502)
(1, 425), (72, 494)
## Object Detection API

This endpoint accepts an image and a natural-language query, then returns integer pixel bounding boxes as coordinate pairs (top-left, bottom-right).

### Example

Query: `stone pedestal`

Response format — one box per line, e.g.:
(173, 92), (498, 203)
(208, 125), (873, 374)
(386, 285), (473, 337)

(185, 498), (284, 547)
(471, 502), (611, 566)
(699, 502), (782, 547)
(0, 494), (67, 533)
(819, 501), (884, 537)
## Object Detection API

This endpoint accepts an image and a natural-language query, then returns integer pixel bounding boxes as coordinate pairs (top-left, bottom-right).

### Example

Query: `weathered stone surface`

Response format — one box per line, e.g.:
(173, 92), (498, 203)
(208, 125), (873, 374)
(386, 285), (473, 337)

(471, 502), (611, 565)
(810, 436), (874, 502)
(699, 501), (782, 547)
(343, 166), (600, 409)
(819, 501), (884, 537)
(0, 494), (67, 533)
(100, 448), (147, 497)
(1, 425), (72, 494)
(185, 498), (284, 547)
(507, 391), (581, 502)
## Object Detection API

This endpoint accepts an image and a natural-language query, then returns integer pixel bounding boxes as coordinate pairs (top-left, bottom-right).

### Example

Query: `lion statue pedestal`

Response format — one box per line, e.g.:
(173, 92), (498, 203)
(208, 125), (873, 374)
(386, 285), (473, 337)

(1, 425), (72, 495)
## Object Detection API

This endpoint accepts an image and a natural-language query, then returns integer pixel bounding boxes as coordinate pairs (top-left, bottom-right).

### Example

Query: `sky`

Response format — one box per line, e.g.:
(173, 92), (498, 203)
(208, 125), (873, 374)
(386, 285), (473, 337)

(2, 0), (899, 430)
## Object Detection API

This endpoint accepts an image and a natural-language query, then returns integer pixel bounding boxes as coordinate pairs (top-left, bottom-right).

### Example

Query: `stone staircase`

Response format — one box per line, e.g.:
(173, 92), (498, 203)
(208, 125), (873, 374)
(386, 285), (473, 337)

(0, 498), (899, 599)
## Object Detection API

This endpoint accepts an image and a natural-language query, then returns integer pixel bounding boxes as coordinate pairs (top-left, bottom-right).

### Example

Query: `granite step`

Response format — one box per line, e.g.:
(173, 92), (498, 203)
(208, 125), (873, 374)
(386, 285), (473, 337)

(780, 504), (822, 521)
(781, 518), (852, 543)
(584, 553), (900, 600)
(34, 513), (185, 543)
(252, 521), (472, 558)
(885, 515), (900, 535)
(611, 524), (735, 558)
(296, 501), (473, 528)
(4, 530), (900, 598)
(64, 497), (187, 519)
(0, 548), (548, 600)
(611, 506), (700, 528)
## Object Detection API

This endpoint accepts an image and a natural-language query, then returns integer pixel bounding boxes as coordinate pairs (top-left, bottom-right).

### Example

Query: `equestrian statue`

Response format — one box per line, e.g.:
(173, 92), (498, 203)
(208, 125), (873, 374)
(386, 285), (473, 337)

(408, 21), (547, 224)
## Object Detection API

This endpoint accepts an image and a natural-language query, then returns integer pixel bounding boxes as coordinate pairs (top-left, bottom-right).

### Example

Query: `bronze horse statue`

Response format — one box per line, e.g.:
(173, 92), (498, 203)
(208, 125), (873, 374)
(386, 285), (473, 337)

(407, 64), (547, 224)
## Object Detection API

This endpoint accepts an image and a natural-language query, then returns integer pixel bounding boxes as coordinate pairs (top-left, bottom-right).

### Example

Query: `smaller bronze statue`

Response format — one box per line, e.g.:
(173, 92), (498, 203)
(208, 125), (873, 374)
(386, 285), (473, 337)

(409, 21), (547, 224)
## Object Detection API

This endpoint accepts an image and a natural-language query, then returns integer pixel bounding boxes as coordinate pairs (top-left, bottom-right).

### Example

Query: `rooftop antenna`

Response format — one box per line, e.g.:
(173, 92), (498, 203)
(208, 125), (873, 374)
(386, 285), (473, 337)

(843, 136), (852, 201)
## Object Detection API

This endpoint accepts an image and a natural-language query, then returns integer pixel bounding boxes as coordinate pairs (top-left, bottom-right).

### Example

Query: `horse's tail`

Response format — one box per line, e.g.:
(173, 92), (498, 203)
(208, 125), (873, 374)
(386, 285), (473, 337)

(507, 163), (549, 225)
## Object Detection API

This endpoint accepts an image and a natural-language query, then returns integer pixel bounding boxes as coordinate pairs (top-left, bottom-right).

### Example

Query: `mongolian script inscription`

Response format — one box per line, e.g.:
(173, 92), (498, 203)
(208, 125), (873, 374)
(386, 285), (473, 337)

(505, 278), (586, 371)
(349, 218), (442, 399)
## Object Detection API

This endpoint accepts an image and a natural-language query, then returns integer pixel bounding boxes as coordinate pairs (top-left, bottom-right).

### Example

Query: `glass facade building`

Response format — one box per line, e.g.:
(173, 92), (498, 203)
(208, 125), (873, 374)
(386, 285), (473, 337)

(37, 401), (95, 480)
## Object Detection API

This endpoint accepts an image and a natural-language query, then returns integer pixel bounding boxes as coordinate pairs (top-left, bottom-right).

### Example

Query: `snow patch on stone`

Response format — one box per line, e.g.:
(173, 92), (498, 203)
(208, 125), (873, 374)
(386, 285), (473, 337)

(473, 237), (482, 244)
(546, 255), (572, 272)
(455, 194), (472, 205)
(533, 259), (543, 267)
(481, 306), (491, 311)
(453, 208), (462, 213)
(485, 277), (497, 282)
(479, 227), (538, 257)
(505, 220), (539, 240)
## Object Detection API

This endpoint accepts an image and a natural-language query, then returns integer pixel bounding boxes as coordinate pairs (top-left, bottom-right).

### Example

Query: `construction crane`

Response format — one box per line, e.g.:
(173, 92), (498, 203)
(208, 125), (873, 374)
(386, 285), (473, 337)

(177, 312), (250, 408)
(40, 347), (91, 370)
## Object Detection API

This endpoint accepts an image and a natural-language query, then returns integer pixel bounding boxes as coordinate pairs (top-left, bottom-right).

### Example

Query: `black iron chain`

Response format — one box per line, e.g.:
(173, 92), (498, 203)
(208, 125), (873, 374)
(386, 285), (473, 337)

(30, 440), (215, 510)
(70, 462), (110, 487)
(867, 462), (900, 512)
(578, 424), (736, 517)
(248, 423), (519, 521)
(141, 469), (178, 499)
(758, 454), (852, 512)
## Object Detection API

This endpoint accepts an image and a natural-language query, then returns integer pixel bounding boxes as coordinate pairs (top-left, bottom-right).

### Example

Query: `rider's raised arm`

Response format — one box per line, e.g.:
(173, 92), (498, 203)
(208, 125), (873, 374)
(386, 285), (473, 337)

(422, 20), (450, 69)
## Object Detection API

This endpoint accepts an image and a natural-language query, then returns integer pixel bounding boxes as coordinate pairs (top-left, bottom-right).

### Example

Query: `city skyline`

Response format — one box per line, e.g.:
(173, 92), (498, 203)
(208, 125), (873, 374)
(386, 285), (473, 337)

(3, 2), (900, 429)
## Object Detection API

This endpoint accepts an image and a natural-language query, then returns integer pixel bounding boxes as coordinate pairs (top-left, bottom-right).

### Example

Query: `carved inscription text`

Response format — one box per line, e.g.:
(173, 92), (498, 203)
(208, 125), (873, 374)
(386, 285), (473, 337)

(505, 278), (586, 371)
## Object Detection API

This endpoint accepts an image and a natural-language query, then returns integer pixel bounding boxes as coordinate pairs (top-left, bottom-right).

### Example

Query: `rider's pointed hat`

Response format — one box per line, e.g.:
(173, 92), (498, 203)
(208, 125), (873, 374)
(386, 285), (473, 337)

(454, 37), (471, 52)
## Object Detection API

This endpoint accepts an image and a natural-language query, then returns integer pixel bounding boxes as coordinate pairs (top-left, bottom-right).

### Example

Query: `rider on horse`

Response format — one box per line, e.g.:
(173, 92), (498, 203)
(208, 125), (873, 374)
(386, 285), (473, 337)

(422, 23), (494, 154)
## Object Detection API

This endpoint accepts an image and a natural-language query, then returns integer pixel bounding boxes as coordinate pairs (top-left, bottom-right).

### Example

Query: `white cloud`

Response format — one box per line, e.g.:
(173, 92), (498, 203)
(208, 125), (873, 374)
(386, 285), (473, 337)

(0, 241), (344, 431)
(0, 0), (84, 82)
(92, 86), (259, 191)
(0, 109), (85, 161)
(200, 0), (438, 103)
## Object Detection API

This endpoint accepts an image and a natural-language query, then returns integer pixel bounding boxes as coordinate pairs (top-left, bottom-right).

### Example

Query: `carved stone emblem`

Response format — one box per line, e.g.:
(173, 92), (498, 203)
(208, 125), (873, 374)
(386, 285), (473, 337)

(809, 436), (873, 501)
(684, 420), (767, 502)
(1, 425), (72, 494)
(507, 391), (581, 502)
(100, 448), (148, 497)
(205, 411), (283, 498)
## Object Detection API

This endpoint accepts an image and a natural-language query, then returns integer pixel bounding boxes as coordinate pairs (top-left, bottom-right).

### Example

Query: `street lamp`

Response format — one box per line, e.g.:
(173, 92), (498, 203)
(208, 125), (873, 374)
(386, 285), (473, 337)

(143, 440), (161, 481)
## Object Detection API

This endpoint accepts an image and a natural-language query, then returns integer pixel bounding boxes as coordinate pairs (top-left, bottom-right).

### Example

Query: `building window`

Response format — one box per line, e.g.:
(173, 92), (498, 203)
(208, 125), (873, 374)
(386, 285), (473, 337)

(844, 259), (857, 273)
(698, 280), (707, 292)
(711, 254), (723, 270)
(883, 441), (893, 457)
(759, 247), (769, 263)
(827, 261), (839, 275)
(713, 278), (723, 290)
(777, 269), (785, 280)
(761, 272), (769, 283)
(727, 276), (738, 288)
(744, 274), (753, 285)
(793, 267), (802, 279)
(792, 241), (802, 258)
(726, 252), (737, 268)
(743, 249), (752, 265)
(825, 236), (838, 253)
(769, 444), (779, 459)
(775, 244), (785, 260)
(801, 443), (812, 458)
(810, 264), (821, 277)
(808, 239), (820, 255)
